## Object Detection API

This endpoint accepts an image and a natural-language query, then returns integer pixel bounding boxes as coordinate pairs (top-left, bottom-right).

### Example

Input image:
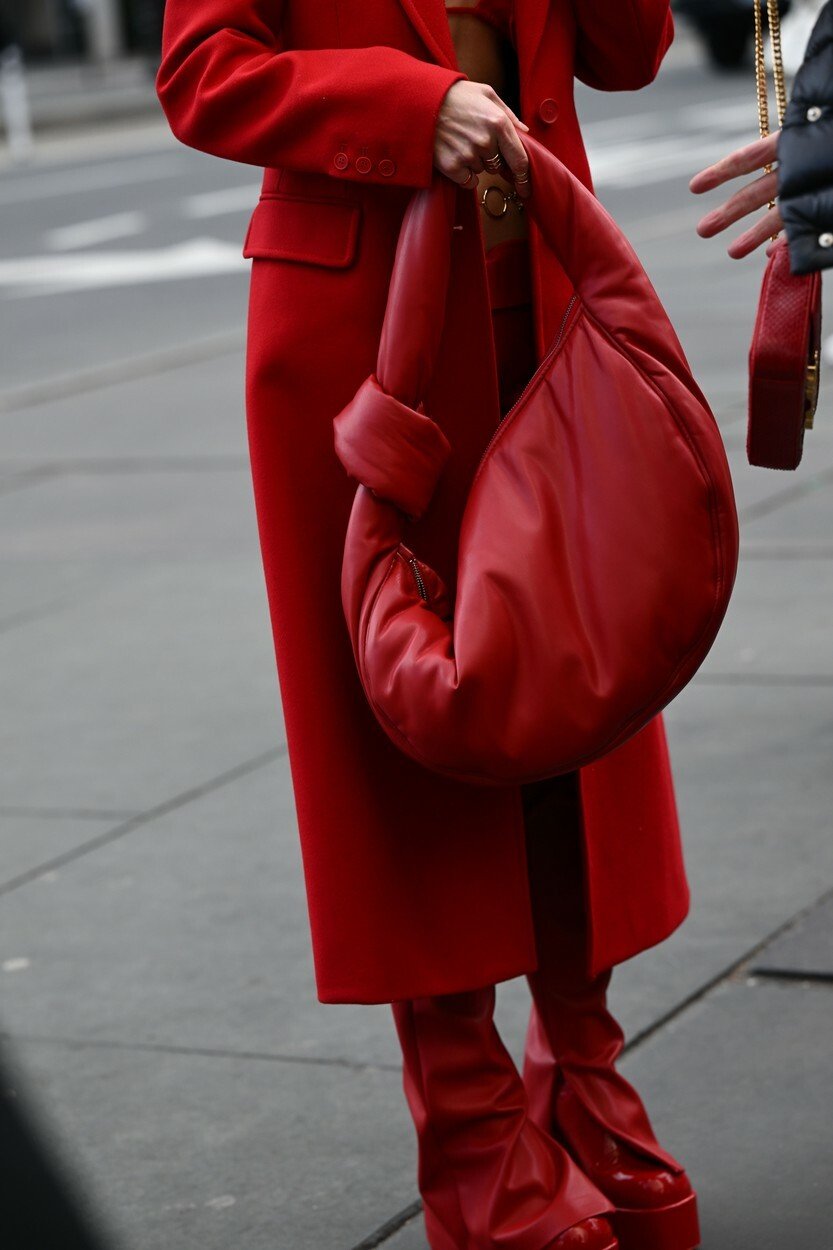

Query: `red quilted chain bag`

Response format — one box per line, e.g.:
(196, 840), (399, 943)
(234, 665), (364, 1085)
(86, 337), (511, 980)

(748, 0), (822, 470)
(332, 135), (739, 785)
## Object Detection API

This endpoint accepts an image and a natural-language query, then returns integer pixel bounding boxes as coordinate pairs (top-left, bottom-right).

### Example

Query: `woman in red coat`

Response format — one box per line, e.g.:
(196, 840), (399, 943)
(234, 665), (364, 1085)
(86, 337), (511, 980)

(156, 2), (700, 1247)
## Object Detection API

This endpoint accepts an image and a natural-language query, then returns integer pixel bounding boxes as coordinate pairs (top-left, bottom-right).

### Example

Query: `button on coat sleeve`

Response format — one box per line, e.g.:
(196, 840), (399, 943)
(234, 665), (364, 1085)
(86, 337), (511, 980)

(155, 0), (467, 187)
(570, 0), (674, 91)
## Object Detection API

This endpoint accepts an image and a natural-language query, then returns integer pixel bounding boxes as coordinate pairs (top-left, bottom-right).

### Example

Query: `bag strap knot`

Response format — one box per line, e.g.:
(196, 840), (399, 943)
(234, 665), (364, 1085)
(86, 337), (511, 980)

(333, 373), (452, 520)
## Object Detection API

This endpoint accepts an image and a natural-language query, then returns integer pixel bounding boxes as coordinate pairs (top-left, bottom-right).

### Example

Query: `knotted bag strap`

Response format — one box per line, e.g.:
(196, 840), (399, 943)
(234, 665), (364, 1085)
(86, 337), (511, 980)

(333, 176), (458, 519)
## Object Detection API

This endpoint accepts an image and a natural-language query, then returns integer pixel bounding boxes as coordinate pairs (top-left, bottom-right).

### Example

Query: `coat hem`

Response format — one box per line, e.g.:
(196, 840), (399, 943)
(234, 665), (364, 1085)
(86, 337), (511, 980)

(313, 945), (540, 1005)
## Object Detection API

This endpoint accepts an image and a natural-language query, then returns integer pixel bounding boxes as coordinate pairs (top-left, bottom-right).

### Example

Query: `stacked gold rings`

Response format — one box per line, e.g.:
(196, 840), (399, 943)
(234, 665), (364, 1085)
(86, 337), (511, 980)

(461, 152), (531, 191)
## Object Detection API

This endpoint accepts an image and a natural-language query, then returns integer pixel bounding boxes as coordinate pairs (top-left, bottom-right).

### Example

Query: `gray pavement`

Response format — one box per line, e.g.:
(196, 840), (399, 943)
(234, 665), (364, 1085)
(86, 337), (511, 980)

(2, 29), (833, 1250)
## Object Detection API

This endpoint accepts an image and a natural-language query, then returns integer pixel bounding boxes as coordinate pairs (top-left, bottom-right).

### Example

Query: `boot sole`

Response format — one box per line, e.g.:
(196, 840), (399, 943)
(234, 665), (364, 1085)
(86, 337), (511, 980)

(611, 1190), (700, 1250)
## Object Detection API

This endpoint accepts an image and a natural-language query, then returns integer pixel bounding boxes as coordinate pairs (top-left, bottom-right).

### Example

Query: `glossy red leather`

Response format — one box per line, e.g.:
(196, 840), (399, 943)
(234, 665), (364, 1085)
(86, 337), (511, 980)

(523, 975), (701, 1250)
(548, 1217), (619, 1249)
(391, 986), (615, 1249)
(519, 772), (700, 1250)
(333, 134), (739, 784)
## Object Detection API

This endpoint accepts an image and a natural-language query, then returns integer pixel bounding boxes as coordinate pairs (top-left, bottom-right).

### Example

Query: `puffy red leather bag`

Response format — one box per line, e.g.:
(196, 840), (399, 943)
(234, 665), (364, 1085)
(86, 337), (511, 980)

(333, 135), (739, 785)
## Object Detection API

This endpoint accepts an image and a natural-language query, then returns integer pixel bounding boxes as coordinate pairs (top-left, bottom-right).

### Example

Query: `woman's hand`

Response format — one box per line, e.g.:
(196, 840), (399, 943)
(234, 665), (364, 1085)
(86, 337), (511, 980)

(434, 79), (531, 196)
(689, 132), (783, 259)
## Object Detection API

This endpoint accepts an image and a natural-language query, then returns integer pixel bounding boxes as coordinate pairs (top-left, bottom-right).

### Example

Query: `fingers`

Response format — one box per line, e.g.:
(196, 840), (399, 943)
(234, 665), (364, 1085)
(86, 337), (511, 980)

(450, 161), (481, 188)
(689, 131), (780, 194)
(489, 87), (529, 134)
(727, 205), (784, 259)
(433, 82), (530, 195)
(696, 170), (779, 238)
(493, 115), (531, 197)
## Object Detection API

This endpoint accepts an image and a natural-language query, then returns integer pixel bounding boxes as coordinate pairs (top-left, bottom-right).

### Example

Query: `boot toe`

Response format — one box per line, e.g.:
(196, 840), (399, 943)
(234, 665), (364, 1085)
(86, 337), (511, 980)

(599, 1163), (692, 1210)
(549, 1216), (619, 1249)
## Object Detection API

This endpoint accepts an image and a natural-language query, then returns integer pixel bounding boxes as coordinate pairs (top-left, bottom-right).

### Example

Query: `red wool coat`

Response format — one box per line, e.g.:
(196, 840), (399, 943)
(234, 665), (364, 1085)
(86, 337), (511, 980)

(157, 0), (689, 1004)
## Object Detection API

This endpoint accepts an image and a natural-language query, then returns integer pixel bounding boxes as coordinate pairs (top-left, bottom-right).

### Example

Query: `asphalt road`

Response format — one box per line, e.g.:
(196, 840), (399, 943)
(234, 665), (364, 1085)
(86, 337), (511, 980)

(1, 35), (764, 400)
(2, 28), (833, 1250)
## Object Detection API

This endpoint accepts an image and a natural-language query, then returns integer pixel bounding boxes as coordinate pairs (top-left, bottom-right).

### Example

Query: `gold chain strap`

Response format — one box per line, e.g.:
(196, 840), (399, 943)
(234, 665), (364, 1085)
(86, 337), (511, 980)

(755, 1), (820, 433)
(754, 0), (787, 191)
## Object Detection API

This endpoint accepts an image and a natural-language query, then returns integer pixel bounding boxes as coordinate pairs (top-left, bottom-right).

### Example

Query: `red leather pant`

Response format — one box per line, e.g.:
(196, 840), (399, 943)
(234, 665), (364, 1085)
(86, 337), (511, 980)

(484, 236), (537, 415)
(390, 241), (674, 1250)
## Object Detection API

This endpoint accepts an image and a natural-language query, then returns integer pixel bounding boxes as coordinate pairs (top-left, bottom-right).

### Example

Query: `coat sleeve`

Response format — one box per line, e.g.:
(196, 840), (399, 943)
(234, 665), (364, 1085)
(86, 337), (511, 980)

(570, 0), (674, 91)
(777, 0), (833, 275)
(155, 0), (468, 188)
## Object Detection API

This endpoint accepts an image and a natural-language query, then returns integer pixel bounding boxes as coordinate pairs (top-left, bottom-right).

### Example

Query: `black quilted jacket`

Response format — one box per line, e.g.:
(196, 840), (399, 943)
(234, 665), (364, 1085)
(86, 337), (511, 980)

(778, 0), (833, 273)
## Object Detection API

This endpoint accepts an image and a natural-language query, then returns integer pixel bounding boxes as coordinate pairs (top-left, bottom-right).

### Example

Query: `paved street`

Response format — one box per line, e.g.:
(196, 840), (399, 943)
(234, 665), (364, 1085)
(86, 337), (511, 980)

(2, 28), (833, 1250)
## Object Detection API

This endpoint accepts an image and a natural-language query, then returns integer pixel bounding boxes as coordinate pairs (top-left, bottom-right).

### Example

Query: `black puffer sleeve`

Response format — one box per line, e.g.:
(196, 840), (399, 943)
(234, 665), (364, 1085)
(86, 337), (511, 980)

(777, 0), (833, 274)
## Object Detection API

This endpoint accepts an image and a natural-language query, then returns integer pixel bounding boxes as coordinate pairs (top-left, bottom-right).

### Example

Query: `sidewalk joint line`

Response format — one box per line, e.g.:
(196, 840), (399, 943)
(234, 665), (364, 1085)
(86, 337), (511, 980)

(0, 331), (245, 414)
(348, 1201), (424, 1250)
(0, 1031), (401, 1074)
(748, 969), (833, 987)
(0, 804), (138, 820)
(0, 455), (250, 498)
(0, 745), (287, 897)
(622, 882), (833, 1059)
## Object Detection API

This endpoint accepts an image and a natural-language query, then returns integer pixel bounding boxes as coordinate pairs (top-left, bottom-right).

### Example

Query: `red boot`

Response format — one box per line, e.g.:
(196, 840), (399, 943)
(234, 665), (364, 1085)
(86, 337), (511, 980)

(391, 985), (618, 1250)
(521, 774), (700, 1250)
(547, 1217), (620, 1249)
(523, 986), (699, 1250)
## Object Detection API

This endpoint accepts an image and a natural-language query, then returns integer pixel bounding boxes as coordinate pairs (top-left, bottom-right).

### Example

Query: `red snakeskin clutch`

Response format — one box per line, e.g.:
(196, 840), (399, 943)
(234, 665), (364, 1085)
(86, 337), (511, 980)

(747, 226), (822, 473)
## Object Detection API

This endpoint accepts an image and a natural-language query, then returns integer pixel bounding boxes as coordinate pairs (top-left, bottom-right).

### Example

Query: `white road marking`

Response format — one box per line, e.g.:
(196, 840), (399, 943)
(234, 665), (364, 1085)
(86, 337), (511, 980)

(183, 185), (261, 219)
(46, 210), (147, 251)
(2, 957), (31, 972)
(0, 238), (247, 296)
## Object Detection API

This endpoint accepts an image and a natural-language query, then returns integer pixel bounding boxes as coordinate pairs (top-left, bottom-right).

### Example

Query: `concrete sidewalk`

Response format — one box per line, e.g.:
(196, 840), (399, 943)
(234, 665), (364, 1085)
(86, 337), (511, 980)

(3, 335), (833, 1250)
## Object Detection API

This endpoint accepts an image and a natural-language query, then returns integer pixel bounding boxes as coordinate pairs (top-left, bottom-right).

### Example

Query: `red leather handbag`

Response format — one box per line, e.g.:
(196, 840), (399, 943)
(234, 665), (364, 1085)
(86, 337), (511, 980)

(747, 0), (822, 470)
(333, 135), (739, 785)
(748, 237), (822, 469)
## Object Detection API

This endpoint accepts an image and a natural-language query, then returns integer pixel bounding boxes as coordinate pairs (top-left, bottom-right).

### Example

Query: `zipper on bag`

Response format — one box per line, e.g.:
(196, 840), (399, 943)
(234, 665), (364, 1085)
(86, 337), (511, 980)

(408, 557), (429, 602)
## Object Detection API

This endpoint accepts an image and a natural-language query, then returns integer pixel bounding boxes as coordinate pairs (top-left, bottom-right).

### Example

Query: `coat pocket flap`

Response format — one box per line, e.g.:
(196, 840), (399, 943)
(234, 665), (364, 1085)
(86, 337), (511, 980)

(242, 195), (362, 268)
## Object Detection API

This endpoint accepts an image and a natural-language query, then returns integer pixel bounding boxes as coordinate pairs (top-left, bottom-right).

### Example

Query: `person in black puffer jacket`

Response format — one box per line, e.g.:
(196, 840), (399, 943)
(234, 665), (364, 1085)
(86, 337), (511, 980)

(690, 0), (833, 275)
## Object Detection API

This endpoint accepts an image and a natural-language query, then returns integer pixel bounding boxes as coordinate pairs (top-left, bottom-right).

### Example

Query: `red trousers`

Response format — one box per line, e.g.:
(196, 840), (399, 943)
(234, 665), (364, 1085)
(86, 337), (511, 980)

(391, 242), (676, 1249)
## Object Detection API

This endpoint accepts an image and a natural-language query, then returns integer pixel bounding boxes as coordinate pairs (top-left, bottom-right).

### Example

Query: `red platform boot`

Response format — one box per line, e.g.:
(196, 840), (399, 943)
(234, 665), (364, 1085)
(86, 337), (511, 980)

(521, 775), (700, 1250)
(391, 986), (618, 1250)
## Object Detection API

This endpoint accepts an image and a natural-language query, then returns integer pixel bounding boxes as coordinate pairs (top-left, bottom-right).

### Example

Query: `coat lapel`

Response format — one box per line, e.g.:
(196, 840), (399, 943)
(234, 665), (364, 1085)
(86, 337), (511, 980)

(397, 0), (460, 70)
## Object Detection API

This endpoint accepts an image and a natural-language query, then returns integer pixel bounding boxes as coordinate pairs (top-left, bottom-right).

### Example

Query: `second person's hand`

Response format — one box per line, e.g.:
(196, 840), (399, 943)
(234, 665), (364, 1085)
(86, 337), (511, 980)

(690, 132), (782, 258)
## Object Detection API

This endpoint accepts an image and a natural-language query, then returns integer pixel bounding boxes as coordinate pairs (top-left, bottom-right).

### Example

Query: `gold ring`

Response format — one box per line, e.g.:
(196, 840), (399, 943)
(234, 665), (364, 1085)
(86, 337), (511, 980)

(484, 151), (503, 171)
(514, 168), (530, 184)
(461, 166), (474, 185)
